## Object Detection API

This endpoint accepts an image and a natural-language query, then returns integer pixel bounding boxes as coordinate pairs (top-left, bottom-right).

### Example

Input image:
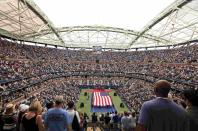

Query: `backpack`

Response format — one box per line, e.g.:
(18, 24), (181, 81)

(72, 112), (80, 131)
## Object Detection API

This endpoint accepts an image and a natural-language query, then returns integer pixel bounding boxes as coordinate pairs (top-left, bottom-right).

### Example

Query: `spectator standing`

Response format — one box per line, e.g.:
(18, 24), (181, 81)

(182, 88), (198, 131)
(1, 104), (17, 131)
(45, 96), (70, 131)
(16, 104), (29, 131)
(129, 112), (136, 131)
(99, 113), (104, 128)
(21, 100), (44, 131)
(112, 111), (119, 129)
(104, 113), (111, 130)
(121, 112), (130, 131)
(91, 113), (98, 131)
(136, 80), (189, 131)
(66, 101), (80, 131)
(83, 113), (89, 131)
(42, 100), (54, 120)
(78, 112), (84, 131)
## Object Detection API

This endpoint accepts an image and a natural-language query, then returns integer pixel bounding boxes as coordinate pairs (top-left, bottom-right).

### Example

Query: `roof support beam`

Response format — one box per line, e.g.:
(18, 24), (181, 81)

(0, 10), (34, 36)
(129, 0), (193, 47)
(20, 0), (65, 45)
(23, 26), (171, 44)
(160, 21), (198, 37)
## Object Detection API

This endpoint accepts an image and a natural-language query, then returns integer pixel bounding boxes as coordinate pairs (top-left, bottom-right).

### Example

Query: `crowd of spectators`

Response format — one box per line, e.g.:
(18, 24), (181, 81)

(23, 78), (80, 109)
(1, 76), (127, 105)
(116, 79), (154, 112)
(0, 38), (197, 109)
(0, 39), (197, 83)
(0, 38), (198, 130)
(0, 84), (197, 131)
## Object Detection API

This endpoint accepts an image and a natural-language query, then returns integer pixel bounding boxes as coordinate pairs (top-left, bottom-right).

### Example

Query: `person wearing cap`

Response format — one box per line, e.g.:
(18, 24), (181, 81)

(136, 80), (189, 131)
(1, 103), (17, 131)
(182, 88), (198, 131)
(44, 96), (70, 131)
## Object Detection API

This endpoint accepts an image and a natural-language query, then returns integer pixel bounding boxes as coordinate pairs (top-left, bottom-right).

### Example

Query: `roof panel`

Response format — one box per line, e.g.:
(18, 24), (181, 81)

(0, 0), (64, 46)
(0, 0), (197, 49)
(139, 0), (198, 48)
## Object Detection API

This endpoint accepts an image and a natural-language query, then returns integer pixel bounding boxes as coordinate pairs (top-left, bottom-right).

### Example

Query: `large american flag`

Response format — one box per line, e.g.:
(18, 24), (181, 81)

(92, 92), (112, 107)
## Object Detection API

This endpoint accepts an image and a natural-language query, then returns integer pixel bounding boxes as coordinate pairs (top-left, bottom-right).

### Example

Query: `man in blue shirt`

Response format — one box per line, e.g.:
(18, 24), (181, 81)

(136, 80), (189, 131)
(45, 96), (70, 131)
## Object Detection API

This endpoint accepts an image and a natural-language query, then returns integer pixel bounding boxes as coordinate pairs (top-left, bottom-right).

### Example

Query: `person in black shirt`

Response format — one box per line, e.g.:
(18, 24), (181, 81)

(91, 113), (97, 131)
(16, 104), (29, 131)
(182, 88), (198, 131)
(104, 113), (111, 130)
(83, 113), (89, 131)
(0, 107), (4, 131)
(21, 100), (44, 131)
(99, 114), (105, 129)
(99, 114), (104, 122)
(112, 111), (119, 129)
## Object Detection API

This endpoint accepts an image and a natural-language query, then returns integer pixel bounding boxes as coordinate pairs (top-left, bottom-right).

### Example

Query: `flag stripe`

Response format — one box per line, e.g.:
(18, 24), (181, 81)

(102, 97), (106, 106)
(105, 96), (109, 105)
(94, 92), (96, 106)
(92, 92), (112, 107)
(107, 96), (112, 105)
(100, 94), (103, 106)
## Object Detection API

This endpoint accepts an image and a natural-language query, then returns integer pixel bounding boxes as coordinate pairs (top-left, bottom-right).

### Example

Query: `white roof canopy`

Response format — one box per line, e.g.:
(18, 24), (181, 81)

(0, 0), (197, 49)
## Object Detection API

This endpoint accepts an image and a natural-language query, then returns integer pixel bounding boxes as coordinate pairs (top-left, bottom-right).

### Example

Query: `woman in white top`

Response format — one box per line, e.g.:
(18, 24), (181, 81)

(129, 112), (137, 131)
(66, 101), (80, 130)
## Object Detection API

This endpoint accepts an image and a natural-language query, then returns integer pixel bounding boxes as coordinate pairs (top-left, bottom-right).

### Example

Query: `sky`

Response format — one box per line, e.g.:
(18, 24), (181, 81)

(34, 0), (176, 31)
